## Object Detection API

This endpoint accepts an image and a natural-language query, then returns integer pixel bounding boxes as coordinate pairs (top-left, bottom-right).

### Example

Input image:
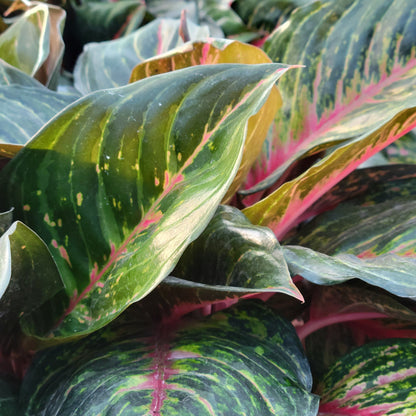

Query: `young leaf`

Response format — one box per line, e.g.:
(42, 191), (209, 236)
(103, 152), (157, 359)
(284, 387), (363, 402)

(0, 5), (49, 77)
(174, 205), (302, 300)
(130, 38), (284, 203)
(73, 18), (210, 94)
(283, 245), (416, 299)
(20, 301), (319, 415)
(0, 63), (286, 338)
(317, 339), (416, 415)
(244, 107), (416, 239)
(244, 0), (416, 197)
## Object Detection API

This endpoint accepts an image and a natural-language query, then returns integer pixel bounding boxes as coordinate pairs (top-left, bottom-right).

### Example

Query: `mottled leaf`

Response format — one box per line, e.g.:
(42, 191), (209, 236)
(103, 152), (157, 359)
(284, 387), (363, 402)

(130, 38), (283, 203)
(0, 222), (67, 338)
(244, 0), (416, 198)
(20, 301), (319, 415)
(317, 339), (416, 415)
(283, 245), (416, 299)
(174, 205), (302, 300)
(244, 107), (416, 239)
(382, 130), (416, 164)
(74, 18), (209, 94)
(0, 63), (286, 338)
(62, 0), (146, 70)
(0, 4), (49, 77)
(0, 85), (79, 150)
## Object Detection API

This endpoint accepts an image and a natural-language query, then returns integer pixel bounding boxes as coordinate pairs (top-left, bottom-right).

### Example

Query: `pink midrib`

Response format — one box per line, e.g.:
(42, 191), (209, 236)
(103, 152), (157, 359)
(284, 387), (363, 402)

(59, 68), (283, 323)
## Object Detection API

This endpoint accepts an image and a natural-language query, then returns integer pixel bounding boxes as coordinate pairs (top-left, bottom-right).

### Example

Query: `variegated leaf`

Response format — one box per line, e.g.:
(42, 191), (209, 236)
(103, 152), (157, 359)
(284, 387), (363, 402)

(317, 339), (416, 415)
(283, 245), (416, 299)
(0, 63), (287, 338)
(244, 107), (416, 239)
(244, 0), (416, 200)
(0, 58), (44, 87)
(130, 38), (283, 203)
(20, 301), (319, 415)
(382, 130), (416, 164)
(73, 18), (210, 94)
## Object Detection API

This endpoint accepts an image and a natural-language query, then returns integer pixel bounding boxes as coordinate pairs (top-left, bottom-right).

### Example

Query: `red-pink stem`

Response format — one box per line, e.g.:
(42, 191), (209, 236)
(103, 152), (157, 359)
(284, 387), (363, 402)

(296, 312), (389, 342)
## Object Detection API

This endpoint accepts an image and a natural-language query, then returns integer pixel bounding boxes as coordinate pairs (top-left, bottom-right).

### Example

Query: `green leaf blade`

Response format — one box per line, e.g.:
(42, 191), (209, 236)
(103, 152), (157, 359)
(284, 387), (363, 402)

(0, 63), (288, 338)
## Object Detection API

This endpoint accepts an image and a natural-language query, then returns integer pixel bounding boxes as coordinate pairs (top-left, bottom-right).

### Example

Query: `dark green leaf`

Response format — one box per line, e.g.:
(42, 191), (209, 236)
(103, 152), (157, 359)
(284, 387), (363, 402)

(20, 301), (319, 415)
(317, 339), (416, 415)
(0, 374), (20, 414)
(0, 63), (287, 338)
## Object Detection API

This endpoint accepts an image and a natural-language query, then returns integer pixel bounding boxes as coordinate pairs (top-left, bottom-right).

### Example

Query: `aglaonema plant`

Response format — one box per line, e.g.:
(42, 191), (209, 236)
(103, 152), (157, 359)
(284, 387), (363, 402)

(0, 0), (416, 414)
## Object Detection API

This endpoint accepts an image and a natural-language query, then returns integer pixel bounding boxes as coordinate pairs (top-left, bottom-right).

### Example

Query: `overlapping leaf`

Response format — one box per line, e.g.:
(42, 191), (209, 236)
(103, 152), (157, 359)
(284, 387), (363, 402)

(130, 38), (283, 202)
(173, 205), (302, 299)
(382, 130), (416, 164)
(317, 339), (416, 415)
(20, 301), (319, 415)
(283, 245), (416, 299)
(73, 18), (210, 94)
(0, 63), (286, 338)
(243, 0), (416, 199)
(244, 107), (416, 239)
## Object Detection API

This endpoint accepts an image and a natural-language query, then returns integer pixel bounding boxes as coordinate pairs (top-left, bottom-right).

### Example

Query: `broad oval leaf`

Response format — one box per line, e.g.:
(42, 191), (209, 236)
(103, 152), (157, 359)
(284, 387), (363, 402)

(0, 63), (286, 338)
(244, 0), (416, 197)
(20, 301), (319, 415)
(174, 205), (302, 300)
(0, 4), (49, 77)
(73, 18), (210, 94)
(283, 245), (416, 299)
(317, 338), (416, 415)
(130, 38), (284, 203)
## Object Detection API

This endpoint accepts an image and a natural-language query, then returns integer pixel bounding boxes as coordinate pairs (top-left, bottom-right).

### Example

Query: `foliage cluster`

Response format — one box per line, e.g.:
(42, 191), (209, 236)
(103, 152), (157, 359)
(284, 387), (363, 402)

(1, 0), (416, 414)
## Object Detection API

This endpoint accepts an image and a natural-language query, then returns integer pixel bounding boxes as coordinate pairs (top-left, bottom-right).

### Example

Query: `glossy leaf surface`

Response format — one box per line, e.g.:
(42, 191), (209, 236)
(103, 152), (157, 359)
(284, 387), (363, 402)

(244, 0), (416, 197)
(20, 301), (319, 415)
(0, 85), (79, 150)
(174, 205), (302, 300)
(0, 63), (285, 338)
(317, 339), (416, 415)
(0, 5), (49, 77)
(0, 59), (44, 87)
(0, 222), (66, 338)
(74, 18), (210, 94)
(244, 107), (416, 239)
(283, 245), (416, 299)
(130, 39), (283, 202)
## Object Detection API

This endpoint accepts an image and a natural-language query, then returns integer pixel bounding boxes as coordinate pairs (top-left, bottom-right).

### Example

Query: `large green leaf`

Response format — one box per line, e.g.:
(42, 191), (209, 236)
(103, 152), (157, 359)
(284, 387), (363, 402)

(0, 59), (44, 87)
(0, 374), (19, 414)
(283, 245), (416, 299)
(73, 18), (210, 94)
(243, 0), (416, 199)
(20, 301), (319, 415)
(317, 339), (416, 415)
(0, 5), (49, 77)
(174, 205), (302, 300)
(244, 107), (416, 239)
(0, 63), (287, 338)
(0, 85), (79, 150)
(0, 221), (67, 337)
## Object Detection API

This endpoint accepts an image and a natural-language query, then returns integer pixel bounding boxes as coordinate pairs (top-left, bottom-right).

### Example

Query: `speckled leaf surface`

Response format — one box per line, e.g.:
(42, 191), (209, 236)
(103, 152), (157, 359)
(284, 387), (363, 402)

(130, 38), (283, 203)
(174, 205), (302, 300)
(317, 339), (416, 415)
(73, 18), (210, 94)
(0, 222), (66, 338)
(20, 301), (319, 415)
(283, 245), (416, 299)
(0, 85), (79, 150)
(0, 63), (285, 338)
(244, 0), (416, 197)
(0, 5), (49, 77)
(244, 107), (416, 239)
(382, 130), (416, 164)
